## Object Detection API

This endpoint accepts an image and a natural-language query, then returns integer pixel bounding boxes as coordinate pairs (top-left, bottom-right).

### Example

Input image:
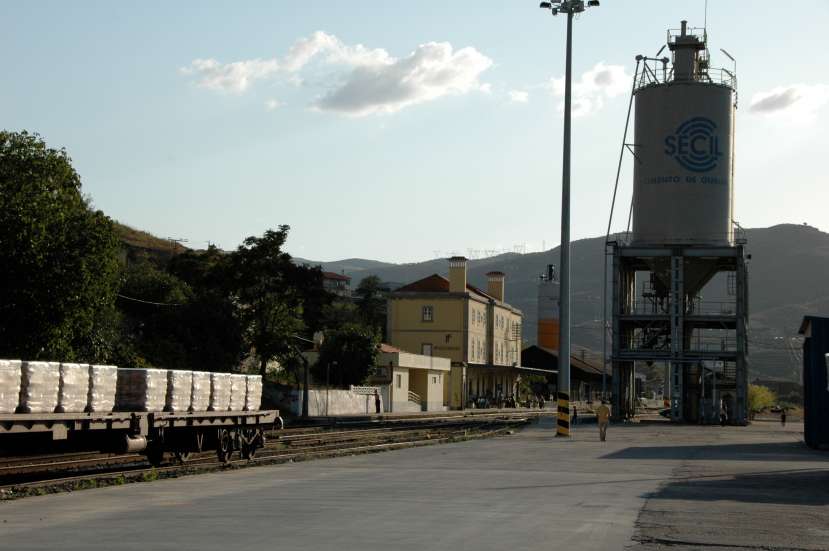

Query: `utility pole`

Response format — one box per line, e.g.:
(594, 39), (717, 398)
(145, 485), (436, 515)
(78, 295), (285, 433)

(539, 0), (599, 437)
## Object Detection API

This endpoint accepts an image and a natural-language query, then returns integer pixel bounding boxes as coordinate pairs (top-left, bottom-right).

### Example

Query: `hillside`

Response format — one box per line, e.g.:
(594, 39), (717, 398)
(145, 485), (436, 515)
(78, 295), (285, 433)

(115, 222), (188, 261)
(301, 224), (829, 382)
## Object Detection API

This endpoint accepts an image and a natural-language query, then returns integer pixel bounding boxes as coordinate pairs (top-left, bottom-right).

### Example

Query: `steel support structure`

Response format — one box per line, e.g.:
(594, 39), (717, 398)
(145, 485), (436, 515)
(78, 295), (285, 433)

(610, 242), (748, 424)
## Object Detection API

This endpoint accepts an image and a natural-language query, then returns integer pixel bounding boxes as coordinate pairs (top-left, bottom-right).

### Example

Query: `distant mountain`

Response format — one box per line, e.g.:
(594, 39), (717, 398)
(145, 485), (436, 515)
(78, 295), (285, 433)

(293, 257), (397, 276)
(299, 224), (829, 382)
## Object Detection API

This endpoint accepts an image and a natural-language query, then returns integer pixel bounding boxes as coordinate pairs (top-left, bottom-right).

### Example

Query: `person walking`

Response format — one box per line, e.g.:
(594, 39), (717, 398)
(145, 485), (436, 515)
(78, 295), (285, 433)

(572, 405), (578, 426)
(374, 389), (381, 415)
(596, 401), (610, 441)
(780, 408), (787, 427)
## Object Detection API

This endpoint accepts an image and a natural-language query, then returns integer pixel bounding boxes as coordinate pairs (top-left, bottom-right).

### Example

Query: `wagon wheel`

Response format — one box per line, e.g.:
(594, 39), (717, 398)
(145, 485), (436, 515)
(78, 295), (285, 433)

(241, 430), (258, 460)
(146, 443), (165, 467)
(217, 429), (232, 464)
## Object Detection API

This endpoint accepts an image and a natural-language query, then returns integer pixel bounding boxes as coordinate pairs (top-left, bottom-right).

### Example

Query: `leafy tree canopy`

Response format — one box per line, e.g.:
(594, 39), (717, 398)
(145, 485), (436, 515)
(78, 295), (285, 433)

(0, 131), (120, 361)
(748, 384), (777, 416)
(313, 324), (380, 387)
(229, 226), (306, 376)
(354, 275), (388, 337)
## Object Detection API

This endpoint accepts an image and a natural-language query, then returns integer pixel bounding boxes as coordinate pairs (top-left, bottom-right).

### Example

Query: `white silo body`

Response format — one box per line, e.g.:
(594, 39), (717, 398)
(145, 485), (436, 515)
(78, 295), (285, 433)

(632, 28), (736, 246)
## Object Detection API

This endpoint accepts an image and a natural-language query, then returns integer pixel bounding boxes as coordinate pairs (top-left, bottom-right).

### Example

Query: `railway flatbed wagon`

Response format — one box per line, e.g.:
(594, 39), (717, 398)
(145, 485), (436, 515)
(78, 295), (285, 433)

(0, 409), (282, 465)
(0, 410), (283, 465)
(0, 360), (282, 465)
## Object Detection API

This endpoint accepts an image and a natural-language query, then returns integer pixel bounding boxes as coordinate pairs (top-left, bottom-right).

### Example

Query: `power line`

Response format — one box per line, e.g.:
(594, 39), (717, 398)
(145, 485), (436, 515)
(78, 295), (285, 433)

(116, 293), (183, 307)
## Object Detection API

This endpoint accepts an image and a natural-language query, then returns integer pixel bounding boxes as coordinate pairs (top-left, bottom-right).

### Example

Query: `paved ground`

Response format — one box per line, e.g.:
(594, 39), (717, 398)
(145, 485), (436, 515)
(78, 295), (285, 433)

(0, 418), (826, 551)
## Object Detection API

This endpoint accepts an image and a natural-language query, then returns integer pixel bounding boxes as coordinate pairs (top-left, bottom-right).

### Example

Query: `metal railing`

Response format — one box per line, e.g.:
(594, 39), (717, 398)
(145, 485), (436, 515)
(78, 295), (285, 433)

(688, 300), (737, 316)
(407, 391), (422, 406)
(607, 227), (746, 248)
(688, 334), (737, 353)
(624, 300), (671, 315)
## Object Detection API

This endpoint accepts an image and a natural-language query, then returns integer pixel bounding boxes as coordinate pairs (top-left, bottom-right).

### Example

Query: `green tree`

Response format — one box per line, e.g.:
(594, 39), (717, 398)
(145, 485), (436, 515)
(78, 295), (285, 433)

(748, 384), (777, 418)
(313, 324), (380, 387)
(354, 275), (388, 338)
(287, 262), (333, 335)
(321, 300), (361, 329)
(229, 226), (305, 377)
(0, 131), (120, 361)
(116, 254), (192, 369)
(168, 247), (245, 372)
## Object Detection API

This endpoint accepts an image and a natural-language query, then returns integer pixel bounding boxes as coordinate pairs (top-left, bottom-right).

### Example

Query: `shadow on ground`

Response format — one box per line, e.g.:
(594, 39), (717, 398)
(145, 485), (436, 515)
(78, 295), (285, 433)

(646, 467), (829, 506)
(601, 441), (826, 462)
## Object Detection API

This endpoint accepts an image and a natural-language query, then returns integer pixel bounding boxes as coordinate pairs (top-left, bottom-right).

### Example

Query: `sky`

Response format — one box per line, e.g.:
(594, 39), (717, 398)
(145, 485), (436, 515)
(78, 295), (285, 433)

(2, 1), (828, 263)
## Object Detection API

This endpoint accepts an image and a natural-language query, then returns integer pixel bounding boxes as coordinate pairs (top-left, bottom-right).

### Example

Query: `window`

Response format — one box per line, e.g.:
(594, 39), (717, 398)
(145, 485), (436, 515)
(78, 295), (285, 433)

(432, 376), (438, 384)
(422, 343), (433, 356)
(422, 305), (433, 322)
(396, 374), (402, 388)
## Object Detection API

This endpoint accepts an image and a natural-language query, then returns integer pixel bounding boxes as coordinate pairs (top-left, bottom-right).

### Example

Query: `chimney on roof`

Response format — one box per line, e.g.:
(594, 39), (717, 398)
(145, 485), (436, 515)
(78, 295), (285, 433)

(448, 256), (468, 293)
(486, 271), (505, 302)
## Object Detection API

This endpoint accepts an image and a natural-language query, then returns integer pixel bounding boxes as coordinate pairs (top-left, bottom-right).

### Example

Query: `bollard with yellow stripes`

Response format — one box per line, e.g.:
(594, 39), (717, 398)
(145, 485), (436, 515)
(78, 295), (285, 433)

(556, 392), (570, 437)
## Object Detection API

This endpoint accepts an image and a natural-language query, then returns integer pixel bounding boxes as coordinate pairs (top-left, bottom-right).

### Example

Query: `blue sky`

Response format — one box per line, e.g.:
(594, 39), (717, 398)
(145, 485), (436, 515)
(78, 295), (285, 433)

(2, 1), (828, 262)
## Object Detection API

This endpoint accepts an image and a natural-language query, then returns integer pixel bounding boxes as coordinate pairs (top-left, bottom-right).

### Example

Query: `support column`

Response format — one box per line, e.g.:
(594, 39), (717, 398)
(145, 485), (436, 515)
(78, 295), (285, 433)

(611, 246), (622, 419)
(735, 249), (748, 425)
(670, 254), (684, 422)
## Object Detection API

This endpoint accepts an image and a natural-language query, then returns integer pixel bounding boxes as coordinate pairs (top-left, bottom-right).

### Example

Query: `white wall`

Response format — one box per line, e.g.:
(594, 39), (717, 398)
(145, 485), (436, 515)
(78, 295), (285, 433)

(390, 367), (410, 412)
(291, 389), (384, 416)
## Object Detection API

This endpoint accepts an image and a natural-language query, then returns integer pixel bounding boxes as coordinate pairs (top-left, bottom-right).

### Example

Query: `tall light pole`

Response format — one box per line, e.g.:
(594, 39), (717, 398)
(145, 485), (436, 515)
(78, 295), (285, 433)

(539, 0), (599, 437)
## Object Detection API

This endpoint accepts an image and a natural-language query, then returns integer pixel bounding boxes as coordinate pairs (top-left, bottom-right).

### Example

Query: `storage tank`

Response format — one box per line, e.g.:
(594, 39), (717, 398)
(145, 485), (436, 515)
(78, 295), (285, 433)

(632, 21), (736, 246)
(537, 264), (560, 350)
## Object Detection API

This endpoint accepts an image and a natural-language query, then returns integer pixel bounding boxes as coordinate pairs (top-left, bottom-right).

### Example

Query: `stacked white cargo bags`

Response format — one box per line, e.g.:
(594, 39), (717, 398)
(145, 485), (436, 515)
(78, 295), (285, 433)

(165, 370), (193, 412)
(0, 361), (265, 415)
(190, 371), (211, 412)
(245, 375), (263, 411)
(209, 373), (231, 411)
(0, 360), (22, 413)
(18, 361), (60, 413)
(56, 363), (90, 413)
(87, 365), (117, 412)
(115, 368), (167, 412)
(229, 374), (246, 411)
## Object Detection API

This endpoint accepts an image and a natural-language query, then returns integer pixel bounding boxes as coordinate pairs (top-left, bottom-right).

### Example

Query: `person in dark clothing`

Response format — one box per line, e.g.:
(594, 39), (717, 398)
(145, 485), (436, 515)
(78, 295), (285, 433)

(572, 405), (578, 426)
(374, 389), (381, 414)
(781, 409), (787, 427)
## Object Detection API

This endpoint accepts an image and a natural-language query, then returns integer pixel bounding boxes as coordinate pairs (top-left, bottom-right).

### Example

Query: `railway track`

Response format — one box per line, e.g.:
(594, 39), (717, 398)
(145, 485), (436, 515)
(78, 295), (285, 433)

(0, 413), (544, 499)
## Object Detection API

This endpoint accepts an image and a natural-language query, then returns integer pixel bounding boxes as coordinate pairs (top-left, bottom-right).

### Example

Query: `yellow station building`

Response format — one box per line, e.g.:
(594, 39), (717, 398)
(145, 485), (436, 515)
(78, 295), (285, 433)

(386, 257), (529, 409)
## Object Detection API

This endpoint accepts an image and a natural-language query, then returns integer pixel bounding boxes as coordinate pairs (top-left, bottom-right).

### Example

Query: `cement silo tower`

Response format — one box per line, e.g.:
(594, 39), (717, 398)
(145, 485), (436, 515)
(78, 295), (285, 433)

(609, 21), (748, 425)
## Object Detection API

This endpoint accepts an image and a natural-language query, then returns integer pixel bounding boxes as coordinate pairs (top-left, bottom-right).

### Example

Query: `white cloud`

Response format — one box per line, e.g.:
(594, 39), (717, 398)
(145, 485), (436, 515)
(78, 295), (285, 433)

(282, 31), (392, 71)
(548, 62), (630, 117)
(181, 32), (492, 116)
(179, 58), (279, 94)
(264, 99), (283, 111)
(509, 90), (529, 103)
(313, 42), (492, 116)
(749, 84), (829, 123)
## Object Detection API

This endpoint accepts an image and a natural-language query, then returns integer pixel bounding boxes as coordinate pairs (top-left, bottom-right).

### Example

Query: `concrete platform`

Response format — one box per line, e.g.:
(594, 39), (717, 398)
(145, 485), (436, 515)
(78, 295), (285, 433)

(1, 418), (826, 550)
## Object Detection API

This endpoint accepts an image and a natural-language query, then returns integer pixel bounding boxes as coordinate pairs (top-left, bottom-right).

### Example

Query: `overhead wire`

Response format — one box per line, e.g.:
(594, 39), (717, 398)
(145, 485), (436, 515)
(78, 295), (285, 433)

(116, 294), (183, 307)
